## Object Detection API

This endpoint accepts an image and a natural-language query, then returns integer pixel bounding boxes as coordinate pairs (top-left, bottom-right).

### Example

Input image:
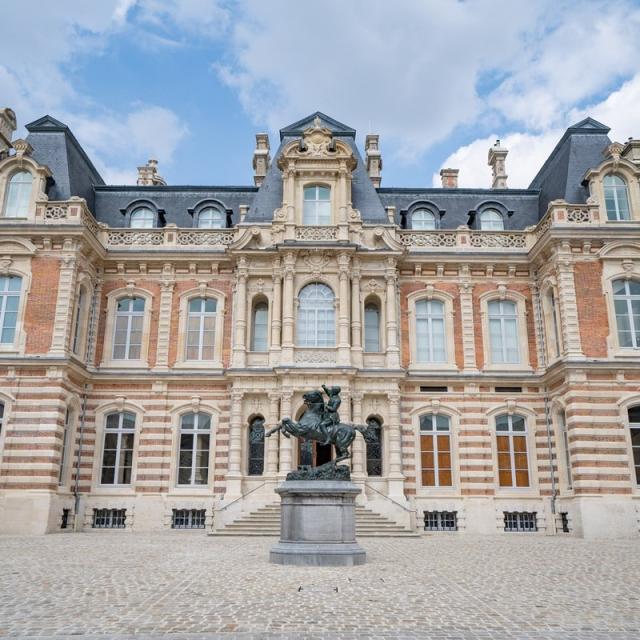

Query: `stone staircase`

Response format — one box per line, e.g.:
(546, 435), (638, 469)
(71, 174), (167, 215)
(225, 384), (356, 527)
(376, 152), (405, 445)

(211, 503), (418, 537)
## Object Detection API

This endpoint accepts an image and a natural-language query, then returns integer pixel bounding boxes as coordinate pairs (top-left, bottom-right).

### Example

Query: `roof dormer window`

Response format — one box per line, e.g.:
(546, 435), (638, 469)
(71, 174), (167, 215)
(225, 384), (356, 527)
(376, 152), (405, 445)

(603, 174), (630, 221)
(479, 209), (504, 231)
(303, 185), (331, 225)
(412, 209), (437, 230)
(130, 207), (155, 228)
(3, 171), (32, 218)
(198, 207), (225, 229)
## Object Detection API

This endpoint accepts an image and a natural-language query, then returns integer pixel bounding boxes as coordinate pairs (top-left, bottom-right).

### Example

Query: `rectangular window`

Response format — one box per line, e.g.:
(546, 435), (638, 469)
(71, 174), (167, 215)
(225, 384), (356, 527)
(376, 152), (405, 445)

(113, 297), (144, 360)
(415, 300), (446, 363)
(61, 508), (70, 529)
(423, 510), (457, 531)
(172, 509), (206, 529)
(496, 414), (530, 488)
(101, 412), (136, 485)
(420, 414), (453, 487)
(631, 426), (640, 485)
(488, 300), (520, 364)
(178, 413), (211, 486)
(92, 508), (127, 529)
(186, 298), (216, 360)
(503, 511), (537, 532)
(419, 386), (448, 393)
(0, 275), (22, 345)
(558, 411), (572, 490)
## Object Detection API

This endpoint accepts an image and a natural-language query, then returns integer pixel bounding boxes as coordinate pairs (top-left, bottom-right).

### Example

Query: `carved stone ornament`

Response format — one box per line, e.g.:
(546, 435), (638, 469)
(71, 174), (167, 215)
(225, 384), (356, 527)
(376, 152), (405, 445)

(604, 141), (624, 161)
(0, 256), (13, 274)
(302, 251), (331, 278)
(11, 138), (33, 157)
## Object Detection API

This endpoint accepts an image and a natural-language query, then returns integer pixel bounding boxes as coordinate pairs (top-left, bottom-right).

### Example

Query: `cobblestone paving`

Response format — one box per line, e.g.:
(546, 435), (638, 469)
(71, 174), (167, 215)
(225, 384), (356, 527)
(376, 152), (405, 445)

(0, 533), (638, 639)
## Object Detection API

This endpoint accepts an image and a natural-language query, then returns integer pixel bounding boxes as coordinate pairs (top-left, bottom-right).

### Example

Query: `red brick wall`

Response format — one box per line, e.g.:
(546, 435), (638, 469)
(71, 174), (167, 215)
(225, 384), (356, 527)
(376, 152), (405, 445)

(575, 261), (609, 358)
(24, 257), (59, 353)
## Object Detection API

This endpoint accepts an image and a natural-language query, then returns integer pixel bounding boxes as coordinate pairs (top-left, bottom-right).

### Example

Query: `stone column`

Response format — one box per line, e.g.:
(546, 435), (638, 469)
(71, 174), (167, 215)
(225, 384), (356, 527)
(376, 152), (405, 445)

(265, 392), (280, 480)
(153, 270), (175, 371)
(385, 258), (400, 368)
(86, 275), (103, 367)
(280, 253), (296, 364)
(350, 262), (363, 368)
(278, 389), (294, 479)
(337, 161), (349, 241)
(270, 259), (282, 366)
(232, 257), (249, 368)
(226, 390), (244, 499)
(556, 246), (585, 359)
(337, 253), (351, 365)
(48, 247), (78, 356)
(351, 391), (366, 481)
(387, 390), (405, 499)
(458, 281), (478, 372)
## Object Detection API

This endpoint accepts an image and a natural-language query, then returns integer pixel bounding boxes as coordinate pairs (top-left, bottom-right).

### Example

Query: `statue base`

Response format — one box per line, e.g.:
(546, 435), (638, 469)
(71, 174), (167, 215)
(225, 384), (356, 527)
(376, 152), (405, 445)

(285, 461), (350, 481)
(270, 480), (366, 566)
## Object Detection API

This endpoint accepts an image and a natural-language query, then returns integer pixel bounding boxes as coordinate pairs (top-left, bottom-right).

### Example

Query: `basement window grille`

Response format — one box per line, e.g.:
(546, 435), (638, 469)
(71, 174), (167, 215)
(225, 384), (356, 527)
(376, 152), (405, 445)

(92, 508), (126, 529)
(424, 510), (458, 531)
(60, 508), (70, 529)
(494, 386), (522, 393)
(419, 386), (448, 393)
(560, 512), (570, 533)
(172, 509), (206, 529)
(503, 511), (537, 532)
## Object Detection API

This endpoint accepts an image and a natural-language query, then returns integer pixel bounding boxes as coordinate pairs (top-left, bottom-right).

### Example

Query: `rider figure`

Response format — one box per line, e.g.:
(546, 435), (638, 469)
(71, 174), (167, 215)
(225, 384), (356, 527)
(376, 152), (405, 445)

(319, 384), (341, 445)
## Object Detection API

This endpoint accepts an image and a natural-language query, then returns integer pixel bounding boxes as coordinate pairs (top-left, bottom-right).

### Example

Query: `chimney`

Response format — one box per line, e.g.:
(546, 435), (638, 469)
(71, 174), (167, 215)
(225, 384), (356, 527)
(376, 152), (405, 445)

(137, 159), (166, 186)
(440, 168), (459, 188)
(365, 134), (383, 188)
(488, 139), (508, 189)
(0, 108), (17, 160)
(252, 133), (271, 187)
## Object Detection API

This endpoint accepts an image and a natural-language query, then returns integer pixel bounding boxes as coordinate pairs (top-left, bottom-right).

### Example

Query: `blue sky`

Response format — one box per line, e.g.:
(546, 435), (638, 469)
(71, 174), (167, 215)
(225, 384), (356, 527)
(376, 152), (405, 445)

(2, 0), (640, 189)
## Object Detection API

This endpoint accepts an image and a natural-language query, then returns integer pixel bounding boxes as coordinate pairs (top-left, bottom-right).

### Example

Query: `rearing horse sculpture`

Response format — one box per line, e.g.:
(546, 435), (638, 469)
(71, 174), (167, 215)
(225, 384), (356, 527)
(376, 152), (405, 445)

(266, 390), (367, 465)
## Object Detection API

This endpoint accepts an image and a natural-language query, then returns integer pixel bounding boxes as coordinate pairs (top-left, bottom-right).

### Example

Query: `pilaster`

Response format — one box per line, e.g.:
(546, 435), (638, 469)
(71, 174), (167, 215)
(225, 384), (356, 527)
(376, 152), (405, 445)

(232, 257), (249, 368)
(270, 259), (282, 367)
(280, 253), (296, 364)
(337, 253), (351, 365)
(225, 390), (244, 499)
(458, 281), (478, 372)
(278, 389), (294, 480)
(265, 392), (280, 482)
(387, 390), (406, 500)
(385, 258), (400, 368)
(350, 391), (366, 482)
(556, 244), (585, 359)
(350, 262), (363, 368)
(48, 246), (78, 356)
(153, 266), (174, 371)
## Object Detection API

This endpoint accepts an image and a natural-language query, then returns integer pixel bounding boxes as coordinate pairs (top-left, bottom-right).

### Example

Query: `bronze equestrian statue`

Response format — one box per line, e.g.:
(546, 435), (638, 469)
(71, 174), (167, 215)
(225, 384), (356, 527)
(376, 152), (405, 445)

(266, 386), (368, 469)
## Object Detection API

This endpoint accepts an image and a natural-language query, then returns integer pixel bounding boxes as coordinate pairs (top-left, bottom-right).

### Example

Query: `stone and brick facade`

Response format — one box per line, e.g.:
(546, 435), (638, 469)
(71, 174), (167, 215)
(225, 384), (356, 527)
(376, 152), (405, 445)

(1, 108), (639, 537)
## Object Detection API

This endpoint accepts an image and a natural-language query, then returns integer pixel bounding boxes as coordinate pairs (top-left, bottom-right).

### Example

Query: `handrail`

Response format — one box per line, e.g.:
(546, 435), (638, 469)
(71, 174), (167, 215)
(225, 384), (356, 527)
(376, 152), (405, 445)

(214, 481), (267, 513)
(363, 481), (416, 514)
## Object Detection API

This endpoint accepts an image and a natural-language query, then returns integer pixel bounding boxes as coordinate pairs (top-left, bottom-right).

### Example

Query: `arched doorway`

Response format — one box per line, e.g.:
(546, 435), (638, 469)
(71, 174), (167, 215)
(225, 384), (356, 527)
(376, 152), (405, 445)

(298, 439), (333, 468)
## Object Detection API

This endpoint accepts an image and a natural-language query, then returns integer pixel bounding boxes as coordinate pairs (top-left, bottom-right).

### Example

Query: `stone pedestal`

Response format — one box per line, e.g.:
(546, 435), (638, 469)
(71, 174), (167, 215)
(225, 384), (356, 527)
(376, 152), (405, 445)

(270, 480), (366, 566)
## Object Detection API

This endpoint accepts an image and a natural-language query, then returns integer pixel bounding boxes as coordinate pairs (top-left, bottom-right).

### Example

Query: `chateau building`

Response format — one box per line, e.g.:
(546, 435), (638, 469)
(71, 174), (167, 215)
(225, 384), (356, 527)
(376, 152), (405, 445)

(1, 108), (640, 538)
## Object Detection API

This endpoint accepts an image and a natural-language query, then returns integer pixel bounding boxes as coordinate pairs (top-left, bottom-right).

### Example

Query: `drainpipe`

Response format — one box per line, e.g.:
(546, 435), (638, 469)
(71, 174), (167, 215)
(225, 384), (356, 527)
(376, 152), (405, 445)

(73, 383), (89, 531)
(532, 279), (558, 534)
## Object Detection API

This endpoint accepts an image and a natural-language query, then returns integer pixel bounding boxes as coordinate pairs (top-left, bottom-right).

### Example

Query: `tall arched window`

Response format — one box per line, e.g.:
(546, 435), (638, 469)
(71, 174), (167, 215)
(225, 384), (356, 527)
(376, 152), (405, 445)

(59, 408), (72, 485)
(0, 275), (22, 345)
(628, 406), (640, 485)
(479, 209), (504, 230)
(488, 300), (519, 364)
(129, 207), (154, 228)
(248, 416), (265, 475)
(177, 412), (211, 485)
(251, 301), (269, 352)
(101, 411), (136, 485)
(613, 279), (640, 348)
(303, 185), (331, 225)
(297, 283), (335, 347)
(198, 207), (225, 228)
(604, 175), (631, 221)
(186, 298), (216, 360)
(415, 299), (446, 363)
(496, 413), (529, 488)
(364, 302), (381, 352)
(412, 209), (436, 230)
(113, 297), (145, 360)
(419, 413), (452, 487)
(4, 171), (32, 217)
(72, 286), (87, 356)
(365, 417), (382, 476)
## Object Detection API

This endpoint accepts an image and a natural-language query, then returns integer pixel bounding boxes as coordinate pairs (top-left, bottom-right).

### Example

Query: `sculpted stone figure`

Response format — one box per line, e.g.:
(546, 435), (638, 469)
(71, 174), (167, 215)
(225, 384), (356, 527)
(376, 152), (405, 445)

(266, 386), (367, 479)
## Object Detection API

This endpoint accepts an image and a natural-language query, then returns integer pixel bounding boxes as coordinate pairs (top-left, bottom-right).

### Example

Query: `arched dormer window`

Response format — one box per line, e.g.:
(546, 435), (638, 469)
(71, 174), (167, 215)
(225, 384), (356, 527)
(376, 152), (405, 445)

(129, 207), (155, 228)
(303, 185), (331, 225)
(198, 206), (225, 229)
(3, 171), (33, 218)
(612, 279), (640, 348)
(604, 175), (631, 221)
(479, 208), (504, 230)
(297, 282), (335, 347)
(412, 209), (437, 230)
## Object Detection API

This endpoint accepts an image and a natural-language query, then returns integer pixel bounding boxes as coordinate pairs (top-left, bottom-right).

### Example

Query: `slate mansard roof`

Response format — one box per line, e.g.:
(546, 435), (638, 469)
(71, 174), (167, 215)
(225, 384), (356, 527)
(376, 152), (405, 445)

(23, 111), (612, 229)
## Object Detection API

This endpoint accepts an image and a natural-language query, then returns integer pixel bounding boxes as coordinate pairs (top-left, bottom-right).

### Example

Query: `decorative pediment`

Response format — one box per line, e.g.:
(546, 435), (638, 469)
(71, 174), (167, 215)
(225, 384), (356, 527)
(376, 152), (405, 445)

(230, 226), (264, 251)
(599, 241), (640, 260)
(0, 238), (37, 256)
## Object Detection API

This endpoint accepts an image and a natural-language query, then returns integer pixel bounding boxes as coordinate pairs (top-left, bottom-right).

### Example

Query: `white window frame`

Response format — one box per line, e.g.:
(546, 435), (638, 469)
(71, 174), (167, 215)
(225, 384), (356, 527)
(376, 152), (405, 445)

(0, 158), (50, 223)
(174, 287), (226, 369)
(99, 411), (137, 487)
(0, 274), (23, 348)
(129, 207), (155, 228)
(112, 297), (145, 360)
(612, 279), (640, 349)
(364, 301), (381, 353)
(479, 209), (504, 230)
(197, 207), (225, 229)
(556, 408), (573, 491)
(185, 297), (217, 361)
(250, 299), (269, 352)
(296, 282), (336, 347)
(603, 174), (631, 221)
(302, 185), (331, 225)
(176, 412), (212, 487)
(3, 170), (33, 218)
(415, 298), (447, 363)
(419, 413), (453, 488)
(100, 288), (153, 368)
(412, 209), (437, 230)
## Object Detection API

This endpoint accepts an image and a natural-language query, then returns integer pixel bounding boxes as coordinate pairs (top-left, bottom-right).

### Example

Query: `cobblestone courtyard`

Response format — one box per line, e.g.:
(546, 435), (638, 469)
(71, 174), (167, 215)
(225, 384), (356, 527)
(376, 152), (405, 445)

(0, 533), (638, 640)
